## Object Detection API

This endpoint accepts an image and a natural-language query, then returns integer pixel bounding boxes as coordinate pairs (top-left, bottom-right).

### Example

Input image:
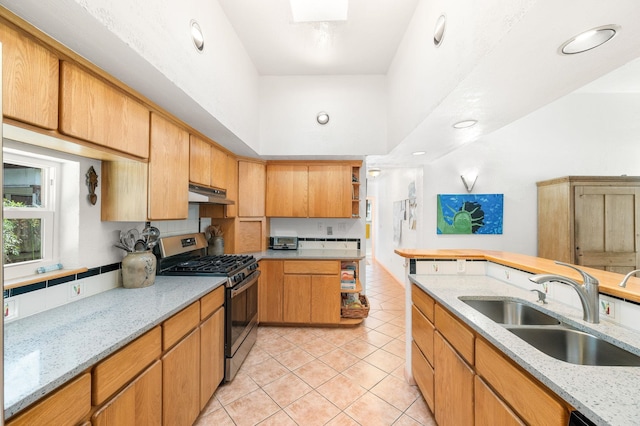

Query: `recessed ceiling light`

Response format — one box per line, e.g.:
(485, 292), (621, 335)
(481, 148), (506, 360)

(413, 151), (426, 156)
(453, 120), (477, 129)
(290, 0), (348, 23)
(317, 111), (330, 125)
(560, 25), (619, 55)
(434, 15), (446, 47)
(190, 20), (204, 52)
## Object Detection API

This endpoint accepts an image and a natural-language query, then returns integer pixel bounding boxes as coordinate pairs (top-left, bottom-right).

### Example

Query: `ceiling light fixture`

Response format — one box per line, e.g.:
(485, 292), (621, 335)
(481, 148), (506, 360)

(290, 0), (348, 23)
(412, 151), (426, 156)
(317, 111), (330, 125)
(368, 168), (381, 178)
(560, 25), (619, 55)
(433, 15), (446, 47)
(190, 20), (204, 52)
(453, 120), (477, 129)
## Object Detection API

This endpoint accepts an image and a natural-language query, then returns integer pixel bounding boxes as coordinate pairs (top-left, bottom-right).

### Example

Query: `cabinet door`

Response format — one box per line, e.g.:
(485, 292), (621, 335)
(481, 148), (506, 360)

(0, 24), (58, 129)
(148, 113), (189, 220)
(259, 260), (284, 322)
(225, 154), (238, 217)
(575, 186), (640, 272)
(200, 307), (224, 410)
(238, 161), (266, 217)
(311, 274), (340, 323)
(189, 135), (211, 186)
(474, 375), (524, 426)
(60, 61), (150, 159)
(266, 164), (309, 217)
(92, 361), (162, 426)
(434, 332), (474, 426)
(283, 274), (311, 323)
(210, 146), (228, 190)
(162, 328), (200, 426)
(411, 341), (434, 413)
(308, 165), (351, 218)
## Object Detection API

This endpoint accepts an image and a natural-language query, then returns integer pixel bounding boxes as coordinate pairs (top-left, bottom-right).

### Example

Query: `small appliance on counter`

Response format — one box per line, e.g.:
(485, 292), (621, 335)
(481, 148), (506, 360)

(269, 236), (298, 250)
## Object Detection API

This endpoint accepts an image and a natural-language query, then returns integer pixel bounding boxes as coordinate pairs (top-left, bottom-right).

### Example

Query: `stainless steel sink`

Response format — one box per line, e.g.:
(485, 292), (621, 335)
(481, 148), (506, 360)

(461, 298), (561, 325)
(507, 327), (640, 366)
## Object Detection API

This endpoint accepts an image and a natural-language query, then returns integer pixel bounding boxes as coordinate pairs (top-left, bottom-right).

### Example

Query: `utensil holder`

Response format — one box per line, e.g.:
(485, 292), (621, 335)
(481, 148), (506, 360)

(122, 251), (156, 288)
(209, 236), (224, 255)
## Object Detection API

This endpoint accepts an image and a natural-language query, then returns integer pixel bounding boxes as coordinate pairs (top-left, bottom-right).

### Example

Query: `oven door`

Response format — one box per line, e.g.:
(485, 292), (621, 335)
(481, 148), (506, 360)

(226, 270), (260, 357)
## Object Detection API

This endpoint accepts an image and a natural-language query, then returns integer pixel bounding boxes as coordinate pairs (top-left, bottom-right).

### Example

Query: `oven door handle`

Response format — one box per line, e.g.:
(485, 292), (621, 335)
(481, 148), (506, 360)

(230, 270), (261, 298)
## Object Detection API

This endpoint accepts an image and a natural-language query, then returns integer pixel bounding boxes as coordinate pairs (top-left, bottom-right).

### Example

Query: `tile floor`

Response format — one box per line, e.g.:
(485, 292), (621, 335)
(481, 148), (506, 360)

(194, 261), (437, 426)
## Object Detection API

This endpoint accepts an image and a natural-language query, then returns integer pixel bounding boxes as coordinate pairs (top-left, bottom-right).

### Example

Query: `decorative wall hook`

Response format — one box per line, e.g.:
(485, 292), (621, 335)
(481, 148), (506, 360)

(460, 174), (477, 193)
(86, 166), (98, 205)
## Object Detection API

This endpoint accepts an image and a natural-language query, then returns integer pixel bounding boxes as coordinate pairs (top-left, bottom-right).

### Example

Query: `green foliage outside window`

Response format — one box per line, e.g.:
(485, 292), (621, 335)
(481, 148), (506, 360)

(3, 198), (42, 264)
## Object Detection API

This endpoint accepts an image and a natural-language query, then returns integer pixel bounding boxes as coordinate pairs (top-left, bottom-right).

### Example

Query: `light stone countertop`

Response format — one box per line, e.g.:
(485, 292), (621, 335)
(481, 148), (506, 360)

(4, 275), (227, 419)
(410, 274), (640, 426)
(249, 249), (364, 261)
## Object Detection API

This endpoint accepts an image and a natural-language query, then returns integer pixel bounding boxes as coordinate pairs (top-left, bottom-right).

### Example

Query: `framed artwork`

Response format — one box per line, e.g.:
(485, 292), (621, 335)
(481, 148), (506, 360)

(437, 193), (504, 234)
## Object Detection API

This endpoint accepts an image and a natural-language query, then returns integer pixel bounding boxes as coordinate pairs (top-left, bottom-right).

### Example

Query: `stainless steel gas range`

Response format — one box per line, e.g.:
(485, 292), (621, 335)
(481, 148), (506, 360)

(155, 232), (260, 382)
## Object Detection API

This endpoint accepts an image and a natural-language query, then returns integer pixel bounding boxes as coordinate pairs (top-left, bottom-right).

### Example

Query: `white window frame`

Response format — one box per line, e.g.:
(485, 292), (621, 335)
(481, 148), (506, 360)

(3, 151), (60, 280)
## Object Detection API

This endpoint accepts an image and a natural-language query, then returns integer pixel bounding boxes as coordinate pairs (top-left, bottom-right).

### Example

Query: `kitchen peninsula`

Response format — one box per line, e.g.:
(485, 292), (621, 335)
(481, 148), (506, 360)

(396, 249), (640, 426)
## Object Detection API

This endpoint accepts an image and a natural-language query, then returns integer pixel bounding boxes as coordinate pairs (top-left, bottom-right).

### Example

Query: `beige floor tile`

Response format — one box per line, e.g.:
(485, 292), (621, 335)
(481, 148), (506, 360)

(376, 323), (405, 338)
(342, 337), (378, 359)
(262, 372), (313, 408)
(294, 359), (339, 388)
(361, 329), (394, 347)
(388, 316), (406, 328)
(214, 373), (259, 406)
(224, 389), (281, 426)
(393, 414), (426, 425)
(362, 316), (386, 329)
(369, 310), (402, 322)
(199, 396), (222, 417)
(244, 357), (290, 387)
(282, 327), (322, 345)
(242, 344), (272, 368)
(317, 374), (368, 410)
(364, 348), (405, 373)
(344, 392), (402, 426)
(320, 348), (360, 372)
(258, 335), (297, 356)
(370, 375), (421, 411)
(381, 338), (406, 358)
(194, 407), (236, 426)
(405, 395), (437, 425)
(299, 336), (338, 357)
(276, 346), (316, 370)
(325, 412), (361, 426)
(257, 410), (298, 426)
(284, 391), (341, 426)
(391, 364), (407, 380)
(342, 360), (387, 389)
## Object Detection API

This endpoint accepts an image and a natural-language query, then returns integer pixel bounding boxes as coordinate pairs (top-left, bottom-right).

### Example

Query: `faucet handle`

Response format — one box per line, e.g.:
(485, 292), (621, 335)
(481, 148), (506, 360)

(530, 289), (547, 304)
(554, 261), (599, 286)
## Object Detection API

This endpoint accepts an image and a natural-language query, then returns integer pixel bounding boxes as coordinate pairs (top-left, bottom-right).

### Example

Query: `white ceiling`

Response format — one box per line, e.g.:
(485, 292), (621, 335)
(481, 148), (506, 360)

(217, 0), (420, 75)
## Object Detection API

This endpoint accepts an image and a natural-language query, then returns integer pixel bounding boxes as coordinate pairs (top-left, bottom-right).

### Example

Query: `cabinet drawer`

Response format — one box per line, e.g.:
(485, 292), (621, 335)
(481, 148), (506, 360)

(434, 304), (474, 365)
(163, 302), (200, 350)
(412, 305), (434, 363)
(7, 373), (91, 426)
(412, 284), (435, 322)
(283, 260), (339, 275)
(201, 286), (225, 320)
(92, 327), (161, 405)
(412, 341), (434, 413)
(475, 375), (525, 426)
(476, 338), (569, 426)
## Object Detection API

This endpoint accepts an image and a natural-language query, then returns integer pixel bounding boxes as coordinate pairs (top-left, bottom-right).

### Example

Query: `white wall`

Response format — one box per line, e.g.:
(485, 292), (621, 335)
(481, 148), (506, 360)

(259, 75), (387, 156)
(371, 91), (640, 283)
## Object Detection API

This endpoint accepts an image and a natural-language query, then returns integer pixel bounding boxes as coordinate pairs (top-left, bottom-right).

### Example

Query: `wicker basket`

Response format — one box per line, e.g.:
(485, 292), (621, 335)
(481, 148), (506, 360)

(341, 294), (370, 319)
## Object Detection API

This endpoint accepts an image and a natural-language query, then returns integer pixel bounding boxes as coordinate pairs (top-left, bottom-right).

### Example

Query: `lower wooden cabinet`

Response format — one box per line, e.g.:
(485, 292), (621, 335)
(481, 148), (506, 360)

(411, 341), (434, 412)
(162, 328), (201, 426)
(474, 375), (524, 426)
(259, 260), (284, 322)
(92, 361), (162, 426)
(283, 274), (311, 323)
(200, 306), (225, 410)
(311, 275), (340, 323)
(434, 331), (474, 426)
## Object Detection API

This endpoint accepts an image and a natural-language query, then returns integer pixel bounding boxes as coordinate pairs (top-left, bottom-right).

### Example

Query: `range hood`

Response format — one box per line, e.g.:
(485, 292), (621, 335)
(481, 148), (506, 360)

(188, 183), (235, 205)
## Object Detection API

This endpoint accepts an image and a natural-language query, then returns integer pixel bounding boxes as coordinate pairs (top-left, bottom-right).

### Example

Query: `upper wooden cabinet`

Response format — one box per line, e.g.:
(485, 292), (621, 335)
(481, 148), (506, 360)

(226, 154), (238, 217)
(0, 23), (58, 129)
(265, 162), (360, 218)
(59, 61), (150, 159)
(537, 176), (640, 273)
(189, 134), (228, 190)
(238, 160), (266, 217)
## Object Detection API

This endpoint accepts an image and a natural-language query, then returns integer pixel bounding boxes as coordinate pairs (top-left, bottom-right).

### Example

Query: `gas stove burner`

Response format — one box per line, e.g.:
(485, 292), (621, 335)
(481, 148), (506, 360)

(166, 254), (257, 276)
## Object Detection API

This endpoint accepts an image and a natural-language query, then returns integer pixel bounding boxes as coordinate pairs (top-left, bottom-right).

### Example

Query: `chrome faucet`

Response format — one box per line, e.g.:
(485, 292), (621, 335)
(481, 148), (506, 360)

(619, 269), (640, 288)
(529, 261), (600, 324)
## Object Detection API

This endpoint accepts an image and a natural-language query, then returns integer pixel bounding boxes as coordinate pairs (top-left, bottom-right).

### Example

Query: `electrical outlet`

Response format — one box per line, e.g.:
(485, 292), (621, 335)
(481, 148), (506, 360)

(457, 259), (466, 273)
(70, 282), (84, 299)
(4, 299), (17, 320)
(327, 226), (333, 235)
(600, 298), (616, 317)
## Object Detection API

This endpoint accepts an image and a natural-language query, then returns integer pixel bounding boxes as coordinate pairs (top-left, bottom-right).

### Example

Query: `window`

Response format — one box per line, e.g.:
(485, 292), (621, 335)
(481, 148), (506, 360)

(3, 151), (59, 279)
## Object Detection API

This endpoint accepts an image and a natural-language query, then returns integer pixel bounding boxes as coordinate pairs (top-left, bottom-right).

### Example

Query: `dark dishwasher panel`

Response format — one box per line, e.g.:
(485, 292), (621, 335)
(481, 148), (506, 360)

(568, 411), (596, 426)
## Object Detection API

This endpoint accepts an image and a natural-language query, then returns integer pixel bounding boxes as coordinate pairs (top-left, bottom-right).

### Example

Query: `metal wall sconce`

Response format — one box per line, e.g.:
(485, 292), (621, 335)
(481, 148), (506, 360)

(317, 111), (330, 125)
(460, 174), (477, 193)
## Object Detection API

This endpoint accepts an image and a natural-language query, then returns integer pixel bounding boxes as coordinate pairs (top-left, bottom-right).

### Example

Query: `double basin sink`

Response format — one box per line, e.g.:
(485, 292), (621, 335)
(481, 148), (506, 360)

(460, 298), (640, 367)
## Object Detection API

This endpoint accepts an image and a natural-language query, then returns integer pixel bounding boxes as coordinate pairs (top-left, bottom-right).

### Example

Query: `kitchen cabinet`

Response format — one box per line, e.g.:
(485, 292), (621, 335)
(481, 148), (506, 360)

(102, 112), (189, 221)
(258, 260), (284, 323)
(474, 375), (524, 426)
(308, 164), (352, 218)
(537, 176), (640, 273)
(199, 286), (225, 410)
(283, 274), (311, 323)
(434, 331), (474, 426)
(189, 134), (228, 190)
(6, 373), (91, 426)
(92, 361), (162, 426)
(59, 61), (150, 159)
(238, 160), (266, 217)
(225, 154), (239, 217)
(0, 22), (58, 130)
(411, 285), (435, 411)
(266, 164), (309, 217)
